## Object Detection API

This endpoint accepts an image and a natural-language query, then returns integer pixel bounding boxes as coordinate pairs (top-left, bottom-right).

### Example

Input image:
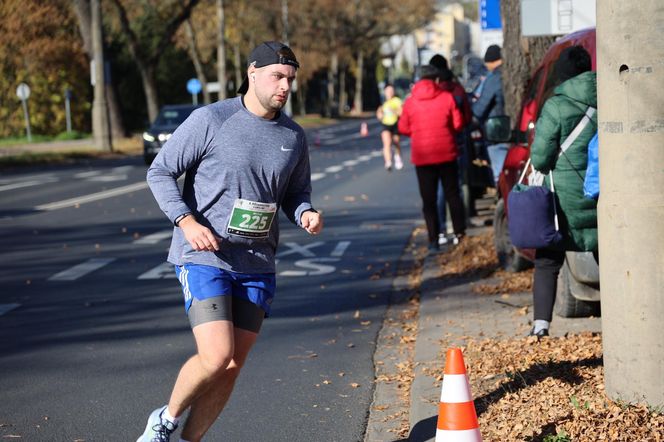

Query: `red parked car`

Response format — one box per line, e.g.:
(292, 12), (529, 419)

(486, 28), (600, 318)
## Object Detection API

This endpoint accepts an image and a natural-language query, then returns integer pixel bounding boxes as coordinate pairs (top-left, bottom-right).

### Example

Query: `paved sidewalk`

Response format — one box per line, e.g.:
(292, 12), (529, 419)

(406, 226), (601, 441)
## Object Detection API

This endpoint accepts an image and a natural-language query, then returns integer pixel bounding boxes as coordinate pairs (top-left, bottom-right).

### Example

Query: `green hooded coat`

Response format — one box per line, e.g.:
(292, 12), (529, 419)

(531, 71), (598, 252)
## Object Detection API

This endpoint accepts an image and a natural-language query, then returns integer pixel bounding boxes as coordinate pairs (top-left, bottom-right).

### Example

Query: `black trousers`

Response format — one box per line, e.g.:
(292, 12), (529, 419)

(415, 162), (466, 244)
(533, 248), (566, 322)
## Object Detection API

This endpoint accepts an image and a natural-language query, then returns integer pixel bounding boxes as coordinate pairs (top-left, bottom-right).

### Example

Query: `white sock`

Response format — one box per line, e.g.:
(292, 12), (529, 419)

(533, 319), (550, 333)
(162, 407), (180, 425)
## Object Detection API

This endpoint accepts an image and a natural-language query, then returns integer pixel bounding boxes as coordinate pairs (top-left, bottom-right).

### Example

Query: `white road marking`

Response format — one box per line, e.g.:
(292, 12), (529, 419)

(325, 165), (344, 173)
(111, 166), (135, 173)
(0, 178), (58, 193)
(280, 258), (339, 276)
(0, 304), (20, 316)
(330, 241), (351, 257)
(310, 173), (327, 181)
(138, 262), (176, 280)
(343, 160), (359, 167)
(35, 181), (149, 211)
(48, 258), (116, 281)
(87, 175), (128, 182)
(277, 241), (325, 258)
(357, 154), (372, 162)
(133, 230), (173, 245)
(74, 171), (101, 178)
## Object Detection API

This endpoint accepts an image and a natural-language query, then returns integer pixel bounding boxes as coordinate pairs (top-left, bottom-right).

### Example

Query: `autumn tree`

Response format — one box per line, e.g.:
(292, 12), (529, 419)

(174, 0), (218, 104)
(295, 0), (434, 115)
(174, 0), (277, 102)
(499, 0), (556, 121)
(341, 0), (435, 112)
(107, 0), (200, 121)
(0, 0), (89, 138)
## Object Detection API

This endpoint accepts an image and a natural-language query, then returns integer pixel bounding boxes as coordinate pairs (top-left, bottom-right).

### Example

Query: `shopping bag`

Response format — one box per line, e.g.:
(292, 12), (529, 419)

(507, 182), (563, 249)
(583, 132), (599, 199)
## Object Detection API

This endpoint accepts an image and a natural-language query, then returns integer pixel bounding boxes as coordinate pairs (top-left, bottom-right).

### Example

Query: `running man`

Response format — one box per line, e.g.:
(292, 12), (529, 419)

(139, 41), (323, 442)
(376, 84), (404, 171)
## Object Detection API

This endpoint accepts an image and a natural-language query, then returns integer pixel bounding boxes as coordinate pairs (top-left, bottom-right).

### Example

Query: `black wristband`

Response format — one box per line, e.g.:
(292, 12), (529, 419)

(174, 212), (192, 226)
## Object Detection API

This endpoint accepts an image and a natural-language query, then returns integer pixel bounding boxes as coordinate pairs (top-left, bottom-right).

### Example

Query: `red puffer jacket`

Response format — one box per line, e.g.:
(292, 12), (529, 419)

(398, 79), (463, 166)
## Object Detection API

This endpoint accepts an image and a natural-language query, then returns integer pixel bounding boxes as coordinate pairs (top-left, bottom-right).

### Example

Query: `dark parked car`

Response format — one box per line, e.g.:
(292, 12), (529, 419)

(143, 104), (200, 164)
(486, 28), (600, 318)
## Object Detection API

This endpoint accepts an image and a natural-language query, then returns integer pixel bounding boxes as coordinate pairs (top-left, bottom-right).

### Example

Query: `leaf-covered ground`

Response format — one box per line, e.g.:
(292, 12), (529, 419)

(422, 232), (663, 441)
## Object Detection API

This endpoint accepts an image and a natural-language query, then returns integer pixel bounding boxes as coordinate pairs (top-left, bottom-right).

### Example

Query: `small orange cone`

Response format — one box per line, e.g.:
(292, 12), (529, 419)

(436, 348), (482, 441)
(360, 121), (369, 137)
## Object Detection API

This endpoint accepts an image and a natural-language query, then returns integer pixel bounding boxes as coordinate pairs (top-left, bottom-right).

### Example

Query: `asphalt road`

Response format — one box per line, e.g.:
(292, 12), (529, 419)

(0, 119), (423, 441)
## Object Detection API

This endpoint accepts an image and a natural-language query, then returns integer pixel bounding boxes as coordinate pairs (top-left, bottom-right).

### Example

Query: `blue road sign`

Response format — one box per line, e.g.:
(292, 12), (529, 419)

(187, 78), (202, 95)
(480, 0), (502, 30)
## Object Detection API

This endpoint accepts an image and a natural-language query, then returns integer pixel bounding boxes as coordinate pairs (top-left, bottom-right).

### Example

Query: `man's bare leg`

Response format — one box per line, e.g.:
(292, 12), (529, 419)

(166, 320), (235, 419)
(179, 327), (259, 442)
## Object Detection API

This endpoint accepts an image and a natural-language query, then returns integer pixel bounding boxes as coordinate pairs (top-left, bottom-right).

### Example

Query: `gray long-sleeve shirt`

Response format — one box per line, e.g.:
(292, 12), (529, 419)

(147, 97), (313, 273)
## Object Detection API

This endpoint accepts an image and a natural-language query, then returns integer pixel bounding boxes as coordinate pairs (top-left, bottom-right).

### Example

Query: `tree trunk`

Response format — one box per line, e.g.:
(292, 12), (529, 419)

(91, 0), (111, 151)
(105, 82), (125, 138)
(234, 42), (242, 96)
(327, 52), (338, 117)
(217, 0), (227, 100)
(297, 84), (306, 115)
(353, 49), (364, 114)
(185, 19), (210, 104)
(338, 66), (346, 115)
(137, 61), (160, 122)
(73, 0), (124, 137)
(500, 0), (556, 121)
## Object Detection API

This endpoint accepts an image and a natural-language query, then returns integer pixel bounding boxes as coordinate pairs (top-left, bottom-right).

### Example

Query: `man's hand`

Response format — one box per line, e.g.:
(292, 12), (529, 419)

(301, 210), (323, 235)
(179, 215), (221, 251)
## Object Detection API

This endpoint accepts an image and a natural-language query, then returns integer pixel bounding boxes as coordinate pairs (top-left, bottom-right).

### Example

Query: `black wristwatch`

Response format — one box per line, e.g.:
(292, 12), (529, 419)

(174, 212), (192, 226)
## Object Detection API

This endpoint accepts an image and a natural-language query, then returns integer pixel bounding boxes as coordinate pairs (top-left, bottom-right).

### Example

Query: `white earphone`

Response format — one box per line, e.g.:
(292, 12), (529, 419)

(251, 74), (255, 81)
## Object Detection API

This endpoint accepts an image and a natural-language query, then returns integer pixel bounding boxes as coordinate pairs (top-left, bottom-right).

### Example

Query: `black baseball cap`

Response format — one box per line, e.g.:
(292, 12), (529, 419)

(237, 41), (300, 94)
(484, 44), (502, 62)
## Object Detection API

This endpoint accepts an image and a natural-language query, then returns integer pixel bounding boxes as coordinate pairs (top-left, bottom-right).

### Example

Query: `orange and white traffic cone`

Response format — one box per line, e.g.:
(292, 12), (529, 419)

(436, 348), (482, 442)
(360, 121), (369, 137)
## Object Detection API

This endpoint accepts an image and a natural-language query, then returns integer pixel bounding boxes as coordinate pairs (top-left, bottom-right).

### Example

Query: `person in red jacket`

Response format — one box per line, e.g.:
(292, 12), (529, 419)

(398, 65), (466, 251)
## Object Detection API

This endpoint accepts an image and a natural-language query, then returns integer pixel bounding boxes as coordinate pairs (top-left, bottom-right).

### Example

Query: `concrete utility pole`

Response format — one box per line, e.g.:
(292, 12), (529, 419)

(91, 0), (112, 151)
(597, 0), (664, 407)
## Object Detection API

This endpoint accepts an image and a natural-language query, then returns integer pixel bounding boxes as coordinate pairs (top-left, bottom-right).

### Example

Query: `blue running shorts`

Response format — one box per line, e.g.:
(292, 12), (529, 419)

(174, 264), (276, 330)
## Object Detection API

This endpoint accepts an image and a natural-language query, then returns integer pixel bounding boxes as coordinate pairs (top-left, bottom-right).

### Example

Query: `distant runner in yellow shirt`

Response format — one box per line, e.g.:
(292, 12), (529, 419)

(376, 84), (403, 171)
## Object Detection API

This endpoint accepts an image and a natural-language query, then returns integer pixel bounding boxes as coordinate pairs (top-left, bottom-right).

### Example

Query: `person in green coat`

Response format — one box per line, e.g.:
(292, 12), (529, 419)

(529, 45), (598, 337)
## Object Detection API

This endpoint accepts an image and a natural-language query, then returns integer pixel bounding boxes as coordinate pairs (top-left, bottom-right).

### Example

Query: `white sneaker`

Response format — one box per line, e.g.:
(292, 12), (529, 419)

(450, 234), (465, 246)
(438, 234), (449, 246)
(137, 406), (178, 442)
(394, 154), (403, 170)
(385, 161), (393, 171)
